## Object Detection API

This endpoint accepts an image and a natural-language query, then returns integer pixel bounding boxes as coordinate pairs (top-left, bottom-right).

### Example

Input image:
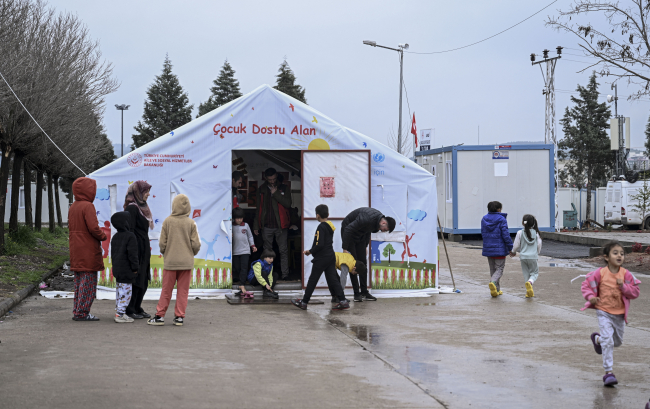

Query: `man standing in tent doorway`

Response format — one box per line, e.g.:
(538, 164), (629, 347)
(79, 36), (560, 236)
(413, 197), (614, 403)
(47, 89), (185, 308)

(341, 207), (395, 302)
(232, 171), (243, 209)
(254, 168), (292, 280)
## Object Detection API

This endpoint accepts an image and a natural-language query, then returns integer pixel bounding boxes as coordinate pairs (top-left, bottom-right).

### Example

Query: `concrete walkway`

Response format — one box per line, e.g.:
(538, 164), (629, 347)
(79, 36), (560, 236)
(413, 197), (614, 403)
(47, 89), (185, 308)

(0, 243), (648, 408)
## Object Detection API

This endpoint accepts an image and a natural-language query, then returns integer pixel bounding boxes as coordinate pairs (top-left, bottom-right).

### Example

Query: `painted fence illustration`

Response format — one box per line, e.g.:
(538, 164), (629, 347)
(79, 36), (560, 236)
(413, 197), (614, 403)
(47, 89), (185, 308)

(370, 265), (437, 290)
(98, 257), (232, 289)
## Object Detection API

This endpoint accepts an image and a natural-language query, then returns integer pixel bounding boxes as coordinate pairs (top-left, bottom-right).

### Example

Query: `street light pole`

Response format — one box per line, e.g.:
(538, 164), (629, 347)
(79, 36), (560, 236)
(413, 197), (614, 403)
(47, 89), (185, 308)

(115, 104), (130, 157)
(363, 40), (409, 154)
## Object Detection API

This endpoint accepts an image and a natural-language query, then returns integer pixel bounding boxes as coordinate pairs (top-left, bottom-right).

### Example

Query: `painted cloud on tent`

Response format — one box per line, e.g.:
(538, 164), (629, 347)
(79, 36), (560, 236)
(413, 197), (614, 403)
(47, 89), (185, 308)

(408, 209), (427, 221)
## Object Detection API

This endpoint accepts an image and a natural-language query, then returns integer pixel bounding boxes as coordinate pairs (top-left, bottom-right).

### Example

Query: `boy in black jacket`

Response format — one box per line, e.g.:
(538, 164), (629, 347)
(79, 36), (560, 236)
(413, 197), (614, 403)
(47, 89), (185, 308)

(291, 205), (349, 310)
(110, 211), (140, 323)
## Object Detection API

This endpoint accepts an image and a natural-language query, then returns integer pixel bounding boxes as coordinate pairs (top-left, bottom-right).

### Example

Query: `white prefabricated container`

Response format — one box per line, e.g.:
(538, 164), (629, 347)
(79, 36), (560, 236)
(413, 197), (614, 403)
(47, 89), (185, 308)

(415, 144), (555, 234)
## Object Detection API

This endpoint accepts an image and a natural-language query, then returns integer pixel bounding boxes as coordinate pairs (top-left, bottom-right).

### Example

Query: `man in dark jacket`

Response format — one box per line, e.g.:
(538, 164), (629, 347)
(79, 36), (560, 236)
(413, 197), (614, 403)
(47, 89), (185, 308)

(481, 201), (513, 297)
(253, 168), (292, 280)
(69, 177), (107, 321)
(110, 211), (140, 323)
(341, 207), (395, 302)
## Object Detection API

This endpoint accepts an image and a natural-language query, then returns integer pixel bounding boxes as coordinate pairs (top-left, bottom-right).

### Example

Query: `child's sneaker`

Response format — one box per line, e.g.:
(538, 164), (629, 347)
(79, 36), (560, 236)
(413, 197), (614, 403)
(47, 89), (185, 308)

(114, 313), (134, 323)
(489, 282), (498, 297)
(332, 300), (350, 310)
(603, 373), (618, 386)
(362, 292), (377, 301)
(263, 289), (279, 299)
(173, 317), (183, 326)
(590, 332), (602, 355)
(244, 292), (254, 299)
(147, 316), (164, 326)
(291, 298), (308, 310)
(525, 281), (534, 298)
(331, 296), (338, 303)
(353, 294), (363, 302)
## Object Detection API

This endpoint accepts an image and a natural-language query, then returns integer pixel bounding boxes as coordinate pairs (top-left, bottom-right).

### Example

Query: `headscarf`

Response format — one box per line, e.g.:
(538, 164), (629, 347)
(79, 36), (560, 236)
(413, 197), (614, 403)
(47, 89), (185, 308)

(124, 180), (154, 229)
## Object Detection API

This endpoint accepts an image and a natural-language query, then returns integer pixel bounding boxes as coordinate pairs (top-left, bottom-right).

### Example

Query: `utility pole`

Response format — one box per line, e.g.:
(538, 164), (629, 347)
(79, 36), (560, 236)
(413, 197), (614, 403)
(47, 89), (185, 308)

(363, 40), (409, 154)
(607, 85), (630, 179)
(531, 47), (562, 231)
(115, 104), (130, 157)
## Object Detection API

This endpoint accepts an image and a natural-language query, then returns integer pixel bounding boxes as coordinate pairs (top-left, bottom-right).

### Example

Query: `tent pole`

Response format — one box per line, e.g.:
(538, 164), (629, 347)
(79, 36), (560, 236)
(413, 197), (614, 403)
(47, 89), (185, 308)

(437, 214), (456, 291)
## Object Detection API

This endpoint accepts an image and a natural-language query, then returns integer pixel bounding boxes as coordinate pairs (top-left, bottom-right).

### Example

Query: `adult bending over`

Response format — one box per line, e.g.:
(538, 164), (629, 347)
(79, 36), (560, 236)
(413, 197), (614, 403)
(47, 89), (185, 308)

(124, 181), (154, 319)
(69, 178), (107, 321)
(340, 207), (395, 302)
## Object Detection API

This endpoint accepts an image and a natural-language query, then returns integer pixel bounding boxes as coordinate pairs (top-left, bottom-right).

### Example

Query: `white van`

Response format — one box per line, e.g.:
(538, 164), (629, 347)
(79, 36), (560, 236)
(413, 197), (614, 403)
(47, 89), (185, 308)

(605, 180), (650, 228)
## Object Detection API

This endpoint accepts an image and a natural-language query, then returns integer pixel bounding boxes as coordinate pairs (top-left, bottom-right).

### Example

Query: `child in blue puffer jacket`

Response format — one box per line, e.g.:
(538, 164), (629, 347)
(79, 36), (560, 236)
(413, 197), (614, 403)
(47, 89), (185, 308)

(481, 201), (513, 297)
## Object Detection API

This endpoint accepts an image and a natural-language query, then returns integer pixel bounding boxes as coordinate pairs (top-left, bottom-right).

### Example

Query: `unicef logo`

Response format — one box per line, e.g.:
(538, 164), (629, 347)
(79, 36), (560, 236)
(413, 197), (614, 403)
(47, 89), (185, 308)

(127, 152), (142, 167)
(373, 152), (385, 163)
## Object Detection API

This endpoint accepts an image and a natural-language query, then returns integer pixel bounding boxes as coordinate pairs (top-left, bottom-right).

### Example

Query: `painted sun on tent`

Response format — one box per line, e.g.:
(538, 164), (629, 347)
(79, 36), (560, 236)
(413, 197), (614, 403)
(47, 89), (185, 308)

(290, 124), (338, 150)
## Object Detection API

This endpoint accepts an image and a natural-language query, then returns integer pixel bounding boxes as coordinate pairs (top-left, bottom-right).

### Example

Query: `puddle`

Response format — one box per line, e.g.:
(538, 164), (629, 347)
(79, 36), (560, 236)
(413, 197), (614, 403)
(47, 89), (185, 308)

(327, 318), (382, 345)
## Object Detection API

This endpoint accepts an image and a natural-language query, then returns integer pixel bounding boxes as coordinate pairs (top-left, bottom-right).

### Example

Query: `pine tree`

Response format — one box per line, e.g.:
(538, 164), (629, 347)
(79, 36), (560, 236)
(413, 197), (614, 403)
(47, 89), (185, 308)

(273, 60), (307, 104)
(197, 60), (243, 117)
(132, 55), (193, 149)
(558, 72), (612, 225)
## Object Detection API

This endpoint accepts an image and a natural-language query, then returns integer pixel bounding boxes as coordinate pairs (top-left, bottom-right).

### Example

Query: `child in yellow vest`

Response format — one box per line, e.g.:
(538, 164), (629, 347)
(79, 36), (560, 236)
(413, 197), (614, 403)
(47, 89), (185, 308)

(335, 252), (366, 303)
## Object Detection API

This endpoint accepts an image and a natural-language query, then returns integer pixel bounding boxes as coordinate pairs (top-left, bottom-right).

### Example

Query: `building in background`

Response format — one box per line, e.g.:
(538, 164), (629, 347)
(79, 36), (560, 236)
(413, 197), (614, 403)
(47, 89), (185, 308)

(4, 182), (69, 224)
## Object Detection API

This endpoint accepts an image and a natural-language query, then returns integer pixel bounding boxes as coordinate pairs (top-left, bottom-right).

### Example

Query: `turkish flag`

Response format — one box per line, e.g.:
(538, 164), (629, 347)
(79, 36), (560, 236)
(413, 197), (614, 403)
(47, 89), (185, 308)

(411, 113), (417, 147)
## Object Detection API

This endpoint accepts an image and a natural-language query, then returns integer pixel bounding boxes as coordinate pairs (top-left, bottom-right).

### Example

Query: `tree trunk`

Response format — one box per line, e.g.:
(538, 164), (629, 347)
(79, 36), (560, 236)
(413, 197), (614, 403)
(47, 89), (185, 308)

(53, 175), (62, 228)
(23, 161), (32, 229)
(0, 143), (12, 253)
(9, 151), (23, 232)
(35, 169), (43, 232)
(47, 171), (55, 233)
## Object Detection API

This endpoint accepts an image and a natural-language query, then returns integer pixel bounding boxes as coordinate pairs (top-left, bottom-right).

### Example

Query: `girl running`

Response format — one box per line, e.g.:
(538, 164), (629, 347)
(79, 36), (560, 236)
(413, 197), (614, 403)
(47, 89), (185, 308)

(510, 214), (542, 298)
(581, 241), (641, 387)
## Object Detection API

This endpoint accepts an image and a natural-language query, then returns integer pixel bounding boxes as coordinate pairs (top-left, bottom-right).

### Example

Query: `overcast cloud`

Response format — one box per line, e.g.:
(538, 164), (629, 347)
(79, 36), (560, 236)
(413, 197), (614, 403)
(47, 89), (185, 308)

(48, 0), (650, 152)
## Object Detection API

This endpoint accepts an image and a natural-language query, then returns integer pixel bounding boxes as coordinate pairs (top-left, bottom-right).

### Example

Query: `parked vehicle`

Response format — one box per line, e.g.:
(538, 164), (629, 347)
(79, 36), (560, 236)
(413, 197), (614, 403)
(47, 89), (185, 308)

(605, 180), (650, 229)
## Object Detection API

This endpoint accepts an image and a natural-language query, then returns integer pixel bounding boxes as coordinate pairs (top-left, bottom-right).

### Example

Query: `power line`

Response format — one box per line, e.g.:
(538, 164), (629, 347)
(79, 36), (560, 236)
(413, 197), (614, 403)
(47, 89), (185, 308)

(406, 0), (558, 55)
(0, 69), (87, 176)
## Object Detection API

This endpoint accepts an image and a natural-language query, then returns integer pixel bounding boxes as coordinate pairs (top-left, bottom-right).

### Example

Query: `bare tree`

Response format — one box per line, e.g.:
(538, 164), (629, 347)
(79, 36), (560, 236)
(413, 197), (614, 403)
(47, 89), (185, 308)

(547, 1), (650, 99)
(387, 123), (414, 157)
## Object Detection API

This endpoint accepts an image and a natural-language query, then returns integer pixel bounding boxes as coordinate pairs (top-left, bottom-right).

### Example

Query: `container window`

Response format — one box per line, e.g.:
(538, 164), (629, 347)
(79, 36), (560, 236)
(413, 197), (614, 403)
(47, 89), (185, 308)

(445, 161), (452, 202)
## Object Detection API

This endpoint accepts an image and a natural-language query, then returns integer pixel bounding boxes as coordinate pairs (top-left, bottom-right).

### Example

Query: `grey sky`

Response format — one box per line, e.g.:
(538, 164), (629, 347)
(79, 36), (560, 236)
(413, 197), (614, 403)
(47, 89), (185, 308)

(49, 0), (650, 152)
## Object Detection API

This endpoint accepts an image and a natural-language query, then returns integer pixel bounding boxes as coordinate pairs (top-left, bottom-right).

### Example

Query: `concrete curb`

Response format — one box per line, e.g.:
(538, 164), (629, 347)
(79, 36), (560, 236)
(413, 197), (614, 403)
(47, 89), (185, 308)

(0, 263), (66, 319)
(540, 232), (648, 257)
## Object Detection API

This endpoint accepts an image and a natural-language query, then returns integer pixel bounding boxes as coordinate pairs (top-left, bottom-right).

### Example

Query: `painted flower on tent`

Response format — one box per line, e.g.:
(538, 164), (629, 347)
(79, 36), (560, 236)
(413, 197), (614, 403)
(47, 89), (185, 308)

(192, 209), (201, 219)
(408, 209), (427, 221)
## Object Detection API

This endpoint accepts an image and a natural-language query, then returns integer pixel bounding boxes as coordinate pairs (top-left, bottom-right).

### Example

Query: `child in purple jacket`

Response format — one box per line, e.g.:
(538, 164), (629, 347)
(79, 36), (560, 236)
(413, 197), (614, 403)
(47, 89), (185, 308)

(581, 241), (641, 387)
(481, 201), (513, 297)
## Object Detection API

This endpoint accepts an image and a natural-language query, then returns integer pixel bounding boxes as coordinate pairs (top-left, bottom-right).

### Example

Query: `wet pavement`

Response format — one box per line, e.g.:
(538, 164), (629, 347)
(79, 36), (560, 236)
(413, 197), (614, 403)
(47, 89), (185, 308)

(0, 242), (649, 408)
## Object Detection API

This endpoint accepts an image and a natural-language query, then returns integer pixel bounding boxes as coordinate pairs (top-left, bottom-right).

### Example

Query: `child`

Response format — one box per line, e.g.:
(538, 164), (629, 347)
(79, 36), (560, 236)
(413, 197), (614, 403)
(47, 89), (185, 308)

(232, 207), (257, 298)
(582, 241), (641, 386)
(148, 194), (201, 326)
(292, 205), (349, 310)
(248, 249), (279, 299)
(334, 252), (366, 303)
(510, 214), (542, 298)
(110, 211), (140, 323)
(481, 201), (513, 297)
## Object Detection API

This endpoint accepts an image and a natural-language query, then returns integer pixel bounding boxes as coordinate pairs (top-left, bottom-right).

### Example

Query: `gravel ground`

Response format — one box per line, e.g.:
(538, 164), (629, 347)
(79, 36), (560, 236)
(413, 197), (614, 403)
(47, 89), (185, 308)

(460, 239), (593, 259)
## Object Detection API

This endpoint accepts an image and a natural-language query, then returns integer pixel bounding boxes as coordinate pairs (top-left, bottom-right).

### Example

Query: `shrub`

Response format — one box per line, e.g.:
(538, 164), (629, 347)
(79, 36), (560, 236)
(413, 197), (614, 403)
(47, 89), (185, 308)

(54, 226), (66, 237)
(32, 232), (43, 240)
(8, 225), (36, 248)
(645, 246), (650, 255)
(632, 242), (643, 253)
(3, 236), (28, 256)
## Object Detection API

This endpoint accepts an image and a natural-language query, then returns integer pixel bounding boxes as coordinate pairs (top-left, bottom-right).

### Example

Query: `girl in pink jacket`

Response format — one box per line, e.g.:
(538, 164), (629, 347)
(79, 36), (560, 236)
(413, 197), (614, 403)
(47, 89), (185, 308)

(581, 241), (641, 387)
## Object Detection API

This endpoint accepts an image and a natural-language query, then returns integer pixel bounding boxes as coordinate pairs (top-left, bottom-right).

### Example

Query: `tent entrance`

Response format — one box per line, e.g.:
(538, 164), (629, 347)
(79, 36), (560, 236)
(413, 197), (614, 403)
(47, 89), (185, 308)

(232, 150), (303, 289)
(301, 150), (371, 289)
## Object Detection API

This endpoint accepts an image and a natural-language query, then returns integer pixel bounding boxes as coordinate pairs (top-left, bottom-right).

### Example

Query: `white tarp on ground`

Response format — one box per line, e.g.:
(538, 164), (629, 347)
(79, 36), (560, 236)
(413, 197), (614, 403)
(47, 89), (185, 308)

(89, 84), (438, 289)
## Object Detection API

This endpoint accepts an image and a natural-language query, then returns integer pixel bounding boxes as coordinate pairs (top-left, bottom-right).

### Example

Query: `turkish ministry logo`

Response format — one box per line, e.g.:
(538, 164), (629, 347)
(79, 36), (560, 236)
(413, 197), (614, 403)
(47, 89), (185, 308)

(127, 152), (142, 167)
(373, 152), (385, 163)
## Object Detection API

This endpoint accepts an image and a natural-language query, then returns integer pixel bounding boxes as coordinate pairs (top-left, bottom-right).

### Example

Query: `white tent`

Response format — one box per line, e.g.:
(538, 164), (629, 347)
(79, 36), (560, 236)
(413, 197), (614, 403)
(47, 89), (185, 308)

(90, 85), (438, 290)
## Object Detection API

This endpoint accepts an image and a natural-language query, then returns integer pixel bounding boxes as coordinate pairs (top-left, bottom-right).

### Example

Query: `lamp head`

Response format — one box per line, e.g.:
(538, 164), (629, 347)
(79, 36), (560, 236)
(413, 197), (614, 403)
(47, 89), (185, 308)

(556, 46), (563, 55)
(530, 53), (536, 62)
(607, 95), (614, 103)
(398, 43), (409, 50)
(543, 49), (549, 59)
(363, 40), (376, 47)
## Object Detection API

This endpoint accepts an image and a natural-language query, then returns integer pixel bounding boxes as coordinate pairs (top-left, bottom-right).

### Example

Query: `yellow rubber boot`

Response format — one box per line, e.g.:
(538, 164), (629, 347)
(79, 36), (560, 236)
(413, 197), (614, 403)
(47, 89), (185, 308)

(498, 290), (503, 296)
(489, 282), (498, 297)
(525, 281), (534, 298)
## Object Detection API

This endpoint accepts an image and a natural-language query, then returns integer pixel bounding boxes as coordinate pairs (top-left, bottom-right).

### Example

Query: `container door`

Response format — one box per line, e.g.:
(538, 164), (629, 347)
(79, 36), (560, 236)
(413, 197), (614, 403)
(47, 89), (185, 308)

(301, 150), (370, 288)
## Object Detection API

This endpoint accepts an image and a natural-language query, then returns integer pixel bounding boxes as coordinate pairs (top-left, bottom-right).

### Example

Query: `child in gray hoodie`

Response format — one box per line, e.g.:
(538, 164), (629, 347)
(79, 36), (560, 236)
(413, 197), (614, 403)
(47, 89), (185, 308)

(510, 214), (542, 298)
(232, 207), (256, 297)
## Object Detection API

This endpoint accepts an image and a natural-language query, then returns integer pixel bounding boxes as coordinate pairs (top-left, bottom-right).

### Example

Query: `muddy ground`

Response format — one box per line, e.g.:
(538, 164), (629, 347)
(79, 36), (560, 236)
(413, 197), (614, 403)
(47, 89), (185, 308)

(0, 242), (648, 408)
